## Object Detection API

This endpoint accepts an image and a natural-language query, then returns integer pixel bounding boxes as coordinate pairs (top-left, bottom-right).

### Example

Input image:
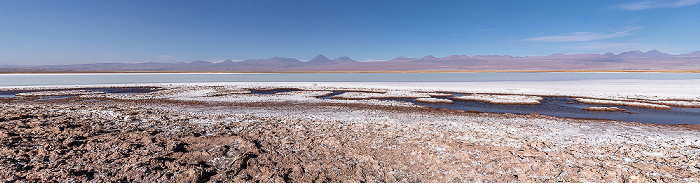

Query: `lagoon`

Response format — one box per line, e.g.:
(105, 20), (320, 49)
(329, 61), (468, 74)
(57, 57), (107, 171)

(2, 72), (700, 87)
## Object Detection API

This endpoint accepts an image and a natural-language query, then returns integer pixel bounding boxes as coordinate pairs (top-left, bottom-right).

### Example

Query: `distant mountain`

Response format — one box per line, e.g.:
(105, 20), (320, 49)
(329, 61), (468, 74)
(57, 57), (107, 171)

(420, 55), (438, 61)
(389, 56), (415, 62)
(239, 57), (303, 67)
(616, 50), (646, 57)
(616, 50), (671, 58)
(332, 56), (358, 63)
(443, 55), (470, 60)
(2, 50), (700, 72)
(307, 54), (334, 65)
(219, 59), (236, 64)
(603, 52), (616, 57)
(644, 50), (672, 57)
(680, 51), (700, 57)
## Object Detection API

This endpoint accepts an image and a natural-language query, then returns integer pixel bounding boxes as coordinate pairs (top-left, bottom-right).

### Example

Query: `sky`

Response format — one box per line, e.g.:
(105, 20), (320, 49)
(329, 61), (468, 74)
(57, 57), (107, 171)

(1, 0), (699, 65)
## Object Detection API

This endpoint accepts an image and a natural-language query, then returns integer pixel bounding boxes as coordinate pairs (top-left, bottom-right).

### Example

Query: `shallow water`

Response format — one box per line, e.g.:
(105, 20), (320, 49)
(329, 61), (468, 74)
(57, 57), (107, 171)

(318, 91), (700, 124)
(1, 72), (700, 86)
(414, 96), (700, 125)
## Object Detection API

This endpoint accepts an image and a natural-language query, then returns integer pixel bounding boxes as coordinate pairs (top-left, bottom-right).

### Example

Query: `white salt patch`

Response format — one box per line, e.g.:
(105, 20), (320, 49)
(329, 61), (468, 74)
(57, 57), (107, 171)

(453, 94), (543, 105)
(415, 98), (453, 104)
(582, 107), (626, 112)
(332, 91), (430, 99)
(426, 93), (453, 97)
(574, 98), (672, 110)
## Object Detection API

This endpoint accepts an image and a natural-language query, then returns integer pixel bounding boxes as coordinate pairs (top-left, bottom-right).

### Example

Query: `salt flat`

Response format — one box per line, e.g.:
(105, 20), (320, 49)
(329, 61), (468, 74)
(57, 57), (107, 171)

(1, 81), (700, 182)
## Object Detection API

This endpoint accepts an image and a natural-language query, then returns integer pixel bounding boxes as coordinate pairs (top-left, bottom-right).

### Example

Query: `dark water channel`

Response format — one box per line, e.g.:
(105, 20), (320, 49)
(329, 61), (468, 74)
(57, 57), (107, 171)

(410, 96), (700, 125)
(252, 90), (700, 125)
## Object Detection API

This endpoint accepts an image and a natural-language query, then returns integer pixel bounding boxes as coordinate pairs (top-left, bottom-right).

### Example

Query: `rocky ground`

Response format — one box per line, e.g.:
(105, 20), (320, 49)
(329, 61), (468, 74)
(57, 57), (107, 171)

(1, 85), (700, 182)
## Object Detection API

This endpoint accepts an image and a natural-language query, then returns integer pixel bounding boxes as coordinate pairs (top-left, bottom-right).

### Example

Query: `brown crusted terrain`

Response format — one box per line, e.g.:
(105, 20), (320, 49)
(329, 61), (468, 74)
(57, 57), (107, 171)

(1, 97), (700, 182)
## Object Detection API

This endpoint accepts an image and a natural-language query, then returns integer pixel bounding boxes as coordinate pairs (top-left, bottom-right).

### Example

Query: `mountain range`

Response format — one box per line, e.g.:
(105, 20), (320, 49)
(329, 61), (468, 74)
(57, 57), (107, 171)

(3, 50), (700, 72)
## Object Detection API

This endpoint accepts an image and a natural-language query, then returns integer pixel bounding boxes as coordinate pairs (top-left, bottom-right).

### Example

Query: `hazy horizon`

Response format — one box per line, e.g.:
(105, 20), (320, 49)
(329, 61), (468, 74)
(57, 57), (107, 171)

(3, 49), (699, 67)
(1, 0), (699, 65)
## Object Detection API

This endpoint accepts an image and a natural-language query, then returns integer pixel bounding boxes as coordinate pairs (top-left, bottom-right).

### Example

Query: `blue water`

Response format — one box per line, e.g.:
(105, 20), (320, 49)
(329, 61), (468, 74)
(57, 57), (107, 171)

(1, 72), (699, 87)
(286, 90), (700, 125)
(410, 96), (700, 125)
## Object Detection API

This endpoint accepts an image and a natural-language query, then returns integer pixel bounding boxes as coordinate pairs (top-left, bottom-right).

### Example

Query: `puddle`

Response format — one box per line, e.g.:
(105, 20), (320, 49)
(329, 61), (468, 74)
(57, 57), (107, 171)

(0, 92), (16, 98)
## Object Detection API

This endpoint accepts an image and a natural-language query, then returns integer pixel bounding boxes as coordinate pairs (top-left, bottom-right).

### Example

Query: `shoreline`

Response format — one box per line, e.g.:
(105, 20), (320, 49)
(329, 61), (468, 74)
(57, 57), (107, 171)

(2, 69), (700, 74)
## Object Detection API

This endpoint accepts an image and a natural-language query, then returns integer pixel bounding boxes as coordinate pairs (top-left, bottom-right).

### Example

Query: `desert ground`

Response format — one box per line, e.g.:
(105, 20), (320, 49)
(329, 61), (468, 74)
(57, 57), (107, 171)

(1, 81), (700, 182)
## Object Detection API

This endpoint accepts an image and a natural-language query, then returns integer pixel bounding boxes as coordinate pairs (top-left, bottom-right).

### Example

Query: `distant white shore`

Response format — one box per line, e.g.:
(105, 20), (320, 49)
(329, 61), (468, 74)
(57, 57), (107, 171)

(4, 80), (700, 101)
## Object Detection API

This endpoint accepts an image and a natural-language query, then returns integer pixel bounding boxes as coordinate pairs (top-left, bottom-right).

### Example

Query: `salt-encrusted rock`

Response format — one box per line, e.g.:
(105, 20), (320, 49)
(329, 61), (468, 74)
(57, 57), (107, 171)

(453, 94), (543, 105)
(574, 98), (672, 110)
(415, 98), (453, 104)
(582, 107), (626, 112)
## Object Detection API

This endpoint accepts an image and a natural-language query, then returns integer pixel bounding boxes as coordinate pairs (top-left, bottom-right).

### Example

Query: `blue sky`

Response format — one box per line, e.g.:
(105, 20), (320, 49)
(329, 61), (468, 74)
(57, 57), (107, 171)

(1, 0), (699, 65)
